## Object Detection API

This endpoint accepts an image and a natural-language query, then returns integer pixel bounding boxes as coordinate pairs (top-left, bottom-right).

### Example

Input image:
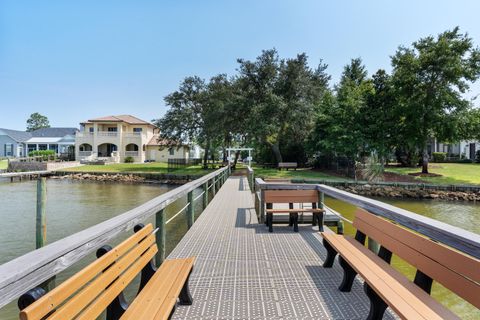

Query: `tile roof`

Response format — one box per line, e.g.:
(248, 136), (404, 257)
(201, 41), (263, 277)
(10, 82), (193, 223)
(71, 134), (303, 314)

(0, 128), (32, 142)
(82, 115), (153, 125)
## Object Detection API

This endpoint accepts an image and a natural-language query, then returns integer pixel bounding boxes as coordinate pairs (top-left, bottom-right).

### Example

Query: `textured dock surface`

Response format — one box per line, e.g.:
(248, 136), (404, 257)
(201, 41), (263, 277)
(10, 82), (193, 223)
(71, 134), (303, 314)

(169, 176), (395, 319)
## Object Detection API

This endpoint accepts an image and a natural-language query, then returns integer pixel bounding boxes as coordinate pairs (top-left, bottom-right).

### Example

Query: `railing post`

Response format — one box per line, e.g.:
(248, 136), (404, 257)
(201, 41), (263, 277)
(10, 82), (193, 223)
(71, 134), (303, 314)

(337, 220), (344, 235)
(368, 237), (380, 254)
(36, 177), (47, 249)
(212, 178), (216, 197)
(187, 191), (194, 229)
(203, 181), (208, 209)
(319, 191), (324, 210)
(155, 209), (166, 266)
(259, 189), (265, 223)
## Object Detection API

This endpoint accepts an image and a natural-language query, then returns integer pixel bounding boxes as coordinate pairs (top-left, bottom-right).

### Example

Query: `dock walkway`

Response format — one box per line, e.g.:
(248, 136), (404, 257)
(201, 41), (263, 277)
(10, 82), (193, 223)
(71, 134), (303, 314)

(169, 176), (395, 319)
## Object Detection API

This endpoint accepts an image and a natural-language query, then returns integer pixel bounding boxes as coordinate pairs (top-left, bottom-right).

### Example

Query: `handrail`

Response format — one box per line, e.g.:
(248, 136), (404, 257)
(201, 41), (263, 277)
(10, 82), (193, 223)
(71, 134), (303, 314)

(0, 166), (229, 309)
(255, 177), (480, 259)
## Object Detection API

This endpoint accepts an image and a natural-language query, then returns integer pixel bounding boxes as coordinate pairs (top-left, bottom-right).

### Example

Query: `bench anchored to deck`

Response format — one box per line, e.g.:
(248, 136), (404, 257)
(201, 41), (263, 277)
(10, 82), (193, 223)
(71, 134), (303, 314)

(321, 209), (480, 320)
(18, 223), (195, 320)
(265, 189), (325, 232)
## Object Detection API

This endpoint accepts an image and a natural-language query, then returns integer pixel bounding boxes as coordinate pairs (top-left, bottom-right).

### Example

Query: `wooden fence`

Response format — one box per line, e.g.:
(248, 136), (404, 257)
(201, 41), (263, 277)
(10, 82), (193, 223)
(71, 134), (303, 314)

(0, 166), (230, 309)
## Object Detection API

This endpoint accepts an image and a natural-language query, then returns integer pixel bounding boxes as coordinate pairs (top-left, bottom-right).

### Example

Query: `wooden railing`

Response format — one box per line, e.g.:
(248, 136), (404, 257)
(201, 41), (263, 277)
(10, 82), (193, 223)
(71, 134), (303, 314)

(255, 177), (480, 259)
(0, 166), (230, 309)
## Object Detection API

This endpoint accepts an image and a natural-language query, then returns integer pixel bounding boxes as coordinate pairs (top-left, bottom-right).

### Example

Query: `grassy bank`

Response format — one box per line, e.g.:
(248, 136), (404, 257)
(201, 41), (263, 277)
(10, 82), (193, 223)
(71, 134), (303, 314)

(386, 163), (480, 185)
(62, 162), (213, 176)
(0, 160), (7, 170)
(251, 166), (350, 181)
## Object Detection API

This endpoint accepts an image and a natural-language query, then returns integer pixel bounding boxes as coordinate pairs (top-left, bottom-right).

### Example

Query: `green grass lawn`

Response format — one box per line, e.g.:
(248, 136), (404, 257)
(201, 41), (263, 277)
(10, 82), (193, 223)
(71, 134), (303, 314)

(0, 160), (7, 170)
(62, 162), (213, 176)
(251, 165), (350, 181)
(386, 163), (480, 185)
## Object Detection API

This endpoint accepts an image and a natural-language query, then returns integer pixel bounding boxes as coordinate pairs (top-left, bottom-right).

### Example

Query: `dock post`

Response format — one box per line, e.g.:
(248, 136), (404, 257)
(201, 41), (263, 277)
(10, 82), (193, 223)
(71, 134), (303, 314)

(203, 182), (208, 209)
(259, 189), (265, 223)
(36, 177), (47, 249)
(155, 209), (166, 266)
(187, 191), (194, 229)
(212, 178), (216, 197)
(368, 238), (380, 254)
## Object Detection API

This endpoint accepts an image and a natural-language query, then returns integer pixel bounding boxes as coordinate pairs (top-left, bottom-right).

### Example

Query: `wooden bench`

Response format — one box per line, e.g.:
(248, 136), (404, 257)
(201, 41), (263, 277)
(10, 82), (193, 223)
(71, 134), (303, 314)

(277, 162), (297, 170)
(321, 209), (479, 320)
(265, 190), (325, 232)
(18, 223), (195, 320)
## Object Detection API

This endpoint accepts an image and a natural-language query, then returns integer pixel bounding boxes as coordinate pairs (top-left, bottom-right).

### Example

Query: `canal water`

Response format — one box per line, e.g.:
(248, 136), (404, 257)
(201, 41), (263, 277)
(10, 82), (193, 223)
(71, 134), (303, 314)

(0, 179), (478, 319)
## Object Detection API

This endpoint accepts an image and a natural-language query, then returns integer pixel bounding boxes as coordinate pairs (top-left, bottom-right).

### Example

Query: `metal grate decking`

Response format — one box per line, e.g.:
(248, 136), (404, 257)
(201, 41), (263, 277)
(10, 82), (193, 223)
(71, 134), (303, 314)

(168, 176), (396, 319)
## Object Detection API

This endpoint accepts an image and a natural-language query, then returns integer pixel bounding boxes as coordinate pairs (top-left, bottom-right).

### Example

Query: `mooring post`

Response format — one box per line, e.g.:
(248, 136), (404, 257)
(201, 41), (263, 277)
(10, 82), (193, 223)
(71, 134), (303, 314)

(155, 209), (166, 266)
(36, 177), (47, 249)
(187, 191), (194, 229)
(212, 177), (216, 196)
(368, 237), (380, 254)
(203, 182), (208, 209)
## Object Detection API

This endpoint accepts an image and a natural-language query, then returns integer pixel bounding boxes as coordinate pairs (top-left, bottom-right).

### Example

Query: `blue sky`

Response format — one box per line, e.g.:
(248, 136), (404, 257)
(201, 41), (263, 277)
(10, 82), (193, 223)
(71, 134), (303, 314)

(0, 0), (479, 130)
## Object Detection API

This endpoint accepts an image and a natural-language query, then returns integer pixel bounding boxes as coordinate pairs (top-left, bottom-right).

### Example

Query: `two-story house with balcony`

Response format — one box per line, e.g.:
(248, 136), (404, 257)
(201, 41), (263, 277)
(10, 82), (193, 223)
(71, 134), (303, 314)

(75, 115), (191, 163)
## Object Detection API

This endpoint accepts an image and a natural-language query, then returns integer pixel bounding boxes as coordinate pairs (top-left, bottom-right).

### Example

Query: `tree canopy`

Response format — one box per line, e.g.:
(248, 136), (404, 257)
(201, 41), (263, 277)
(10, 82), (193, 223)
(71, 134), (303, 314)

(26, 112), (50, 132)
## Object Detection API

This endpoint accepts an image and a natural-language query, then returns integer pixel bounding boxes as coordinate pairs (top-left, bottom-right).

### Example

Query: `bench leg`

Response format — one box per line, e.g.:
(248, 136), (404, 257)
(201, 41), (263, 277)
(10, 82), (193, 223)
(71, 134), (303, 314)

(106, 295), (129, 320)
(179, 269), (194, 305)
(292, 212), (299, 232)
(322, 239), (337, 268)
(338, 256), (357, 292)
(267, 213), (273, 232)
(364, 283), (388, 320)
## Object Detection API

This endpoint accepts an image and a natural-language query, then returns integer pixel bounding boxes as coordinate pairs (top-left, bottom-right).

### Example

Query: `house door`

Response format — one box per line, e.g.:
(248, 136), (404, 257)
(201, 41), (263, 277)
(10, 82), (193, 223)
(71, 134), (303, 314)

(470, 143), (476, 160)
(149, 149), (156, 161)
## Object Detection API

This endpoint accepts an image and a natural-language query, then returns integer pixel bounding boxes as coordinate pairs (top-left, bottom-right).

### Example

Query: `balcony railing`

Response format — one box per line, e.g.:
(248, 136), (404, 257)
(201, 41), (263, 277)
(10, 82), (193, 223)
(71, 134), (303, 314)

(76, 132), (144, 139)
(97, 131), (118, 137)
(124, 151), (139, 157)
(78, 151), (93, 157)
(76, 132), (94, 138)
(123, 132), (143, 138)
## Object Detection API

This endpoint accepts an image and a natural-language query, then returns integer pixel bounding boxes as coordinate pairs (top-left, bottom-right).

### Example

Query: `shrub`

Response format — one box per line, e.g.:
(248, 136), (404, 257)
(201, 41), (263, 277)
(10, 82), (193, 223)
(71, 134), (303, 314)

(476, 150), (480, 163)
(124, 156), (134, 163)
(28, 150), (56, 160)
(360, 154), (384, 182)
(432, 152), (447, 162)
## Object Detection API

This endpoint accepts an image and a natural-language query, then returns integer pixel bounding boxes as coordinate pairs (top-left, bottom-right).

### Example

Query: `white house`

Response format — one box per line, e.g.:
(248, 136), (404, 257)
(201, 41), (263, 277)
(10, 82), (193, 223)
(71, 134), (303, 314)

(430, 138), (480, 160)
(75, 115), (192, 163)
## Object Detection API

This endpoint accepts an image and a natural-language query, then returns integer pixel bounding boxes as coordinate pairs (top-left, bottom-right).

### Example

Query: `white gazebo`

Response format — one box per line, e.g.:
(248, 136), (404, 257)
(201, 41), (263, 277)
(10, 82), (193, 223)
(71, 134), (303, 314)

(226, 147), (253, 167)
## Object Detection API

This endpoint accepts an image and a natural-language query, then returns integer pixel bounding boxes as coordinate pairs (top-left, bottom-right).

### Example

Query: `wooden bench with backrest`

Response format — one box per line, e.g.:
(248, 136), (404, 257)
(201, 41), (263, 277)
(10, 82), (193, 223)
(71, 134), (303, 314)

(320, 209), (480, 320)
(265, 190), (325, 232)
(18, 223), (195, 320)
(277, 162), (298, 170)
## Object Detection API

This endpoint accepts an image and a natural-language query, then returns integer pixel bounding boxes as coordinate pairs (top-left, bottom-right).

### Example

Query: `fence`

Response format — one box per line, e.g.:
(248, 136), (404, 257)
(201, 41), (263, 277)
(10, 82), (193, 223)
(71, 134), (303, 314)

(0, 165), (230, 309)
(167, 158), (202, 172)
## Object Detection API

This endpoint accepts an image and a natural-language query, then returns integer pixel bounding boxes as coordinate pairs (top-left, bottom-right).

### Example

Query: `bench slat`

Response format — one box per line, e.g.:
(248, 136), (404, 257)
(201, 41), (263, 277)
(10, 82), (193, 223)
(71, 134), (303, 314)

(76, 244), (158, 320)
(322, 233), (459, 319)
(48, 234), (156, 320)
(120, 257), (195, 320)
(19, 224), (154, 320)
(355, 209), (480, 283)
(264, 190), (318, 203)
(354, 210), (480, 308)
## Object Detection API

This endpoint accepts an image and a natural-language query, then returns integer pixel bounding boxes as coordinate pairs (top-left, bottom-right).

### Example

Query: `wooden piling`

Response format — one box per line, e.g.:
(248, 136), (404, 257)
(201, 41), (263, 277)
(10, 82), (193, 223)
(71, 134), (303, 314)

(36, 177), (47, 249)
(187, 191), (194, 229)
(155, 209), (166, 266)
(203, 182), (208, 209)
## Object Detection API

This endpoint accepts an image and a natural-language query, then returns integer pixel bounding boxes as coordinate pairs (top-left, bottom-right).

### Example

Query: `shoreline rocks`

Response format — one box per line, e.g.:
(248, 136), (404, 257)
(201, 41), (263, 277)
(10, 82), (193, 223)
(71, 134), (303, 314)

(50, 173), (191, 185)
(339, 184), (480, 201)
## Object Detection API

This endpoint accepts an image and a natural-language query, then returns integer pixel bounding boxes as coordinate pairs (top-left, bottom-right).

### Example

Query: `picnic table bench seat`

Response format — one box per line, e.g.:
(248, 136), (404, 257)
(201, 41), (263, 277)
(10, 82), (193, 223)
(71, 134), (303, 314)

(264, 189), (325, 232)
(320, 209), (479, 320)
(18, 223), (195, 320)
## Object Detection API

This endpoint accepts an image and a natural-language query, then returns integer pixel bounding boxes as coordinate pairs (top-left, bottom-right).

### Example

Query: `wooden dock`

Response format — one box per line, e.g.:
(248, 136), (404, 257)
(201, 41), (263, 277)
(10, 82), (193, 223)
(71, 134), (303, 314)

(168, 176), (396, 319)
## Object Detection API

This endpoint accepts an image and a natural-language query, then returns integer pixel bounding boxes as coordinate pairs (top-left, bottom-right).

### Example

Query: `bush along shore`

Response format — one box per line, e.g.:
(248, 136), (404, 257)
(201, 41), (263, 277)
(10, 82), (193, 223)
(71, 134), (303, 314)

(340, 184), (480, 201)
(50, 172), (202, 185)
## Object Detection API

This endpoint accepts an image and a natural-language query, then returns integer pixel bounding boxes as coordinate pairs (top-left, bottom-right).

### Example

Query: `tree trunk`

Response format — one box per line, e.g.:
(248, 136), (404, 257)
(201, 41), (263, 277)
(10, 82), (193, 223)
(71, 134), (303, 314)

(422, 145), (429, 174)
(203, 141), (210, 169)
(271, 141), (283, 164)
(233, 150), (241, 168)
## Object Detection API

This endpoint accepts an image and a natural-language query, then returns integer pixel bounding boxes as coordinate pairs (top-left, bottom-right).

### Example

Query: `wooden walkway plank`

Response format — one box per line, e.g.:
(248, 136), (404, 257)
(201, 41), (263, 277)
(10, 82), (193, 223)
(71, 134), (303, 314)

(167, 176), (396, 319)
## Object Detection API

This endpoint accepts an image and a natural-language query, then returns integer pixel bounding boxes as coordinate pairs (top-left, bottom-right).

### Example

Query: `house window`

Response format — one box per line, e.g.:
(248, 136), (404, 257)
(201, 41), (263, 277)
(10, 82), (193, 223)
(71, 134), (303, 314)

(107, 127), (118, 132)
(133, 128), (143, 133)
(27, 144), (36, 153)
(4, 144), (13, 156)
(89, 127), (94, 133)
(169, 148), (174, 156)
(38, 144), (48, 151)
